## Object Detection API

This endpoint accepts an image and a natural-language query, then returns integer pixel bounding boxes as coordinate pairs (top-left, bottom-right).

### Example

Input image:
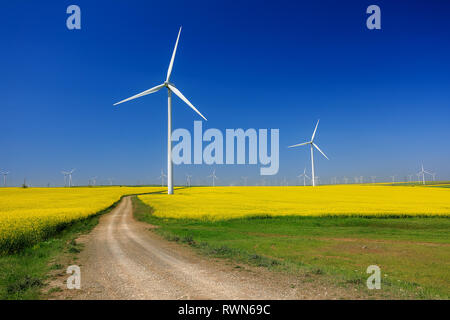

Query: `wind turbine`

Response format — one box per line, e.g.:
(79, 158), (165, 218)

(113, 27), (207, 195)
(297, 168), (310, 186)
(67, 169), (75, 187)
(186, 174), (192, 187)
(108, 178), (114, 186)
(315, 176), (320, 185)
(371, 176), (376, 183)
(158, 169), (167, 187)
(390, 175), (396, 184)
(61, 171), (68, 187)
(288, 120), (329, 187)
(417, 163), (432, 185)
(241, 176), (248, 186)
(208, 169), (218, 187)
(61, 169), (75, 187)
(90, 176), (97, 186)
(1, 171), (9, 187)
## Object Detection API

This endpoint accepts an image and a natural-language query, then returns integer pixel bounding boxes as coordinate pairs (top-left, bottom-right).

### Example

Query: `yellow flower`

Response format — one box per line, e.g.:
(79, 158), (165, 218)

(139, 185), (450, 220)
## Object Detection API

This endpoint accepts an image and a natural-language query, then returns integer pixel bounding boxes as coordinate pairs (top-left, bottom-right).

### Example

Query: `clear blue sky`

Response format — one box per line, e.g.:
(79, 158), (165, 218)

(1, 0), (450, 186)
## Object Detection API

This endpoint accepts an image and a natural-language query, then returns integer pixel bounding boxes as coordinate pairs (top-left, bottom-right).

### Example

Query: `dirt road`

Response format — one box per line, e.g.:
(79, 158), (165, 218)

(51, 197), (361, 300)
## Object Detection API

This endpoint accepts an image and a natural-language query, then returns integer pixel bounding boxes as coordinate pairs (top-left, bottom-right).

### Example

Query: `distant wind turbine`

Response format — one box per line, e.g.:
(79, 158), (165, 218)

(61, 169), (75, 187)
(158, 169), (167, 187)
(1, 171), (9, 187)
(297, 168), (310, 186)
(113, 27), (207, 195)
(417, 163), (432, 185)
(315, 176), (320, 185)
(288, 120), (329, 187)
(208, 169), (218, 187)
(90, 176), (97, 186)
(390, 175), (396, 184)
(186, 174), (192, 187)
(241, 176), (248, 186)
(371, 176), (376, 183)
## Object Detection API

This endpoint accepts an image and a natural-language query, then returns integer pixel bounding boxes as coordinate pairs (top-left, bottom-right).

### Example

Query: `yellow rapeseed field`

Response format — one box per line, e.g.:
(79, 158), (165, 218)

(0, 187), (163, 253)
(139, 185), (450, 220)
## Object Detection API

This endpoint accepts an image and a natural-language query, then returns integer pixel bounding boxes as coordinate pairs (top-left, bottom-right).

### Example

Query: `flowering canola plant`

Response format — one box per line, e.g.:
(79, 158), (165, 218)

(0, 187), (163, 253)
(139, 185), (450, 220)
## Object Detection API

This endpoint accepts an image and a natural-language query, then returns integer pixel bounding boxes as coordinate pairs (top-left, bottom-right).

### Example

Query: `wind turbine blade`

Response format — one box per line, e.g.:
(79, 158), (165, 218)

(168, 84), (207, 121)
(424, 170), (432, 175)
(313, 143), (329, 160)
(311, 119), (320, 141)
(166, 27), (182, 82)
(114, 83), (165, 106)
(288, 141), (310, 148)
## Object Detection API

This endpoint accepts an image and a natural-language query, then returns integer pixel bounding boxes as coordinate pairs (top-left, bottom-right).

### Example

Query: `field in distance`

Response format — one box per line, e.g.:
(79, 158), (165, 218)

(0, 186), (164, 254)
(139, 185), (450, 220)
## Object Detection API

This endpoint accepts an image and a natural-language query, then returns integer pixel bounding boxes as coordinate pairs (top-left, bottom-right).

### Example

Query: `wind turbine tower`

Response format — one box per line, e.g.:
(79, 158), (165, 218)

(288, 120), (329, 187)
(1, 171), (9, 187)
(113, 27), (207, 195)
(297, 168), (310, 186)
(208, 169), (218, 187)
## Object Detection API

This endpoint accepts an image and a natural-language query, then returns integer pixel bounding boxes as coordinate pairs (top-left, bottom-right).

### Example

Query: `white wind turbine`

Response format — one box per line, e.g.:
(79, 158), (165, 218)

(297, 168), (310, 186)
(1, 171), (9, 187)
(288, 120), (329, 187)
(208, 169), (218, 187)
(113, 27), (207, 195)
(241, 176), (248, 186)
(315, 176), (320, 185)
(390, 175), (396, 184)
(90, 176), (97, 186)
(186, 174), (192, 187)
(61, 169), (75, 187)
(108, 178), (114, 186)
(417, 163), (432, 185)
(158, 169), (167, 187)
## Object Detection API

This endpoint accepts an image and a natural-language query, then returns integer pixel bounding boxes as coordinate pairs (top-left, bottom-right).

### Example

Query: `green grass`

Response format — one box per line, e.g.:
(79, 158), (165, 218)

(0, 195), (130, 299)
(133, 196), (450, 299)
(0, 189), (169, 300)
(0, 215), (99, 299)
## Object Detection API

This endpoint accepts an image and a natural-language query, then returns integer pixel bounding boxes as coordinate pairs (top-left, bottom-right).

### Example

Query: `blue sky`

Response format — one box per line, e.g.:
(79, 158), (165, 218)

(1, 0), (450, 186)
